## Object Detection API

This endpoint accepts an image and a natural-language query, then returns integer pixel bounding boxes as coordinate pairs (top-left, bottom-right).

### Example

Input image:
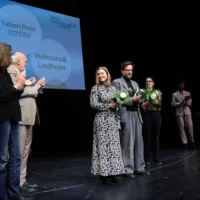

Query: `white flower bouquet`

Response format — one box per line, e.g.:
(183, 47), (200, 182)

(140, 86), (162, 105)
(112, 88), (132, 109)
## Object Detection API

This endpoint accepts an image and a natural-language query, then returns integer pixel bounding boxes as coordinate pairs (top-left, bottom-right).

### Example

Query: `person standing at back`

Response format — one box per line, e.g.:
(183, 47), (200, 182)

(171, 79), (195, 149)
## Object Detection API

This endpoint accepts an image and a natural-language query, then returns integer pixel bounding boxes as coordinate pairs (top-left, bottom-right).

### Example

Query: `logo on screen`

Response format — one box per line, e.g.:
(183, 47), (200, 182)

(50, 16), (76, 30)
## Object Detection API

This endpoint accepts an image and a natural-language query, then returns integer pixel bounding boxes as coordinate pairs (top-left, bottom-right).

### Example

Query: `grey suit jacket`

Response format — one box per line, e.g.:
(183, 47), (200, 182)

(7, 66), (40, 125)
(112, 77), (143, 124)
(171, 90), (192, 116)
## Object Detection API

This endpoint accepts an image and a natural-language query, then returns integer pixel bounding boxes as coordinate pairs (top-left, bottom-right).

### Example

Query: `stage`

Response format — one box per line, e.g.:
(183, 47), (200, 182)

(24, 147), (199, 200)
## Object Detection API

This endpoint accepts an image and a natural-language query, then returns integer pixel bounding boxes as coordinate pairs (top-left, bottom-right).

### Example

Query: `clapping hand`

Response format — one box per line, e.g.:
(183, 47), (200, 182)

(14, 73), (26, 89)
(39, 77), (46, 87)
(35, 77), (46, 89)
(25, 77), (36, 86)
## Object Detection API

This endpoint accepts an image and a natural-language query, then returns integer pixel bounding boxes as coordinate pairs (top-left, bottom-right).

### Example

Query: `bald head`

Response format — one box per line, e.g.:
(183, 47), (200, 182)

(11, 52), (27, 72)
(14, 51), (25, 57)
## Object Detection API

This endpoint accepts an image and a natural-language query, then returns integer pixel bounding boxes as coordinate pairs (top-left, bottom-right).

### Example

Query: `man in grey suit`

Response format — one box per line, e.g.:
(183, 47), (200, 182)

(112, 61), (149, 178)
(171, 79), (195, 149)
(7, 52), (46, 194)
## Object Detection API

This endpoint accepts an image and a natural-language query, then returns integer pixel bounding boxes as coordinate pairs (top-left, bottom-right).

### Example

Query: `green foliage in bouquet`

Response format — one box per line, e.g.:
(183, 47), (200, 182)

(140, 86), (162, 105)
(112, 88), (132, 109)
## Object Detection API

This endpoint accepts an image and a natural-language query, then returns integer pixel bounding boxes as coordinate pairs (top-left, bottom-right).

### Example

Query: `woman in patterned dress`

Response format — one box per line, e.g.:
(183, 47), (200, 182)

(90, 66), (124, 184)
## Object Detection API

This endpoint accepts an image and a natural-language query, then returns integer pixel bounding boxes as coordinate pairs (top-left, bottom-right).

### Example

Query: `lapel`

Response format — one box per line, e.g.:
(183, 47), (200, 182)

(130, 80), (138, 93)
(176, 90), (184, 100)
(121, 77), (139, 93)
(120, 77), (129, 90)
(120, 76), (138, 93)
(183, 90), (187, 96)
(9, 65), (20, 75)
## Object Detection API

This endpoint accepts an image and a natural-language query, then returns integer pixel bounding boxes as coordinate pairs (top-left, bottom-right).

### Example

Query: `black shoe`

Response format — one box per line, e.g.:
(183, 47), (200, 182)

(182, 143), (188, 149)
(111, 175), (124, 183)
(123, 174), (135, 179)
(145, 161), (151, 166)
(154, 159), (162, 165)
(24, 181), (37, 188)
(99, 176), (113, 184)
(20, 183), (36, 194)
(189, 143), (196, 149)
(135, 171), (150, 176)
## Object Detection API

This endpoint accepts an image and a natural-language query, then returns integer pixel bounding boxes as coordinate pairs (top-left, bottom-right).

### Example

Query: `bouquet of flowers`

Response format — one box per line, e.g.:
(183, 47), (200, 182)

(140, 86), (162, 105)
(112, 88), (132, 110)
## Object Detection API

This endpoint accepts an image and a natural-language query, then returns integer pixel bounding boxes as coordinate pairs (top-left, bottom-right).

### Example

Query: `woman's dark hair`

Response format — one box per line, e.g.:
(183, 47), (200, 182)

(0, 42), (12, 72)
(146, 76), (155, 82)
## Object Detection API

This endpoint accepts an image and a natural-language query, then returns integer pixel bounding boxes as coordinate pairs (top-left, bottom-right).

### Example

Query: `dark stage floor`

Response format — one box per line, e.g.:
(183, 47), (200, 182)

(24, 147), (200, 200)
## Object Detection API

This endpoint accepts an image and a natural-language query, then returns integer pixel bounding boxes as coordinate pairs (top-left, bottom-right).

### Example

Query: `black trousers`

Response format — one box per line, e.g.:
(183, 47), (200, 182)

(142, 111), (162, 162)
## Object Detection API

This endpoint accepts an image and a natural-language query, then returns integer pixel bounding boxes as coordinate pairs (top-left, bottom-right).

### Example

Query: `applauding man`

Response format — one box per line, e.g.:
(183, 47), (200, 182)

(7, 52), (46, 194)
(171, 79), (195, 149)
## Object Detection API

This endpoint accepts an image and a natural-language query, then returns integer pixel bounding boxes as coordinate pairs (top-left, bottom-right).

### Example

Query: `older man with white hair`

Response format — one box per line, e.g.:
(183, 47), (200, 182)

(7, 52), (46, 194)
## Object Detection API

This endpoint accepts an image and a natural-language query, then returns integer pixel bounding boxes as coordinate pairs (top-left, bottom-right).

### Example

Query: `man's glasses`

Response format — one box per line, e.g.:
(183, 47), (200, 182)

(124, 69), (133, 72)
(146, 80), (152, 82)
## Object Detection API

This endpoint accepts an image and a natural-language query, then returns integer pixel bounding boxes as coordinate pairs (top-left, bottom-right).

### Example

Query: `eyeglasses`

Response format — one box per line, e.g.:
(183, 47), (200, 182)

(124, 69), (133, 72)
(146, 80), (152, 82)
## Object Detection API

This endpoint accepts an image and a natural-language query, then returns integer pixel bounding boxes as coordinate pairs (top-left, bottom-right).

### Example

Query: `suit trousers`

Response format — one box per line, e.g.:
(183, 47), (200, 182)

(19, 125), (33, 186)
(176, 114), (194, 144)
(120, 111), (145, 174)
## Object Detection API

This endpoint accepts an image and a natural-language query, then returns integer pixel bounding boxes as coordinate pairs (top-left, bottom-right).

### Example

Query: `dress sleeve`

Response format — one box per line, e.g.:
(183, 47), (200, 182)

(90, 86), (109, 111)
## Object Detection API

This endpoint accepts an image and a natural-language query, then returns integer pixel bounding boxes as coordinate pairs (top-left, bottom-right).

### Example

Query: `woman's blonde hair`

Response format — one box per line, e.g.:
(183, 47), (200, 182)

(0, 42), (12, 70)
(95, 66), (112, 87)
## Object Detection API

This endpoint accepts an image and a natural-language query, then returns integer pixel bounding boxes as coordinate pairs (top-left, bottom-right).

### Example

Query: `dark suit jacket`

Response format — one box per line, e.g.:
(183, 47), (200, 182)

(0, 69), (21, 122)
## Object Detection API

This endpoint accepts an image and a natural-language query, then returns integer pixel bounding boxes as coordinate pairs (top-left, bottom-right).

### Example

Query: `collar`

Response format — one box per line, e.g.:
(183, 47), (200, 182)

(10, 65), (21, 74)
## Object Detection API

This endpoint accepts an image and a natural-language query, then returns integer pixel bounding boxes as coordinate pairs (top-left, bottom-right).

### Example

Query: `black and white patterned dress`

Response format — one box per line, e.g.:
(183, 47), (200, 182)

(90, 84), (125, 176)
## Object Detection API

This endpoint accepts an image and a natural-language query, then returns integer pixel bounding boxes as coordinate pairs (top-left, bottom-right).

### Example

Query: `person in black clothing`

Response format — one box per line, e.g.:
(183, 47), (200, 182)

(0, 42), (26, 200)
(142, 77), (162, 165)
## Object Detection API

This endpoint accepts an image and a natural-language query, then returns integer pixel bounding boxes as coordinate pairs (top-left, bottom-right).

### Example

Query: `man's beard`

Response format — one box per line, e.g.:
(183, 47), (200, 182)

(124, 75), (132, 79)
